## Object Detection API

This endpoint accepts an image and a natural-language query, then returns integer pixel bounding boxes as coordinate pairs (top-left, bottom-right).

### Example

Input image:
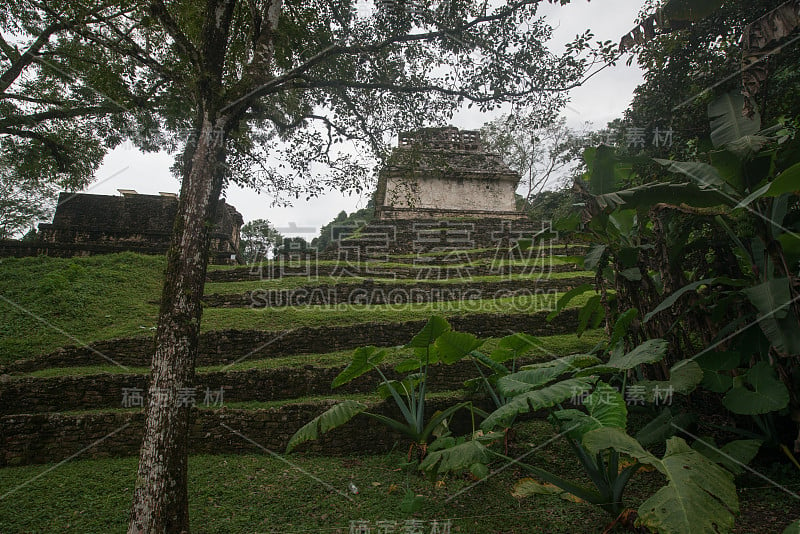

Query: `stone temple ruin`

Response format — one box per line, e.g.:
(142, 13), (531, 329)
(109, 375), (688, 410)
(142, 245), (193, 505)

(2, 190), (244, 264)
(374, 127), (523, 220)
(323, 127), (545, 257)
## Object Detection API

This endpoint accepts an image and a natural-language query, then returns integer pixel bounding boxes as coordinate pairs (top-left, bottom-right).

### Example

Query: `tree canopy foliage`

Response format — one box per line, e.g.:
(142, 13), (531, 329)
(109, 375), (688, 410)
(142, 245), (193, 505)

(623, 0), (800, 160)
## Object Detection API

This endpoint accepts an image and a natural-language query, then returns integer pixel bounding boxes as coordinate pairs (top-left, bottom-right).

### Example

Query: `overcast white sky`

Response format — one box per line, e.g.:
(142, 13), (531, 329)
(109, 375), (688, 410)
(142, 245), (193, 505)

(91, 0), (646, 239)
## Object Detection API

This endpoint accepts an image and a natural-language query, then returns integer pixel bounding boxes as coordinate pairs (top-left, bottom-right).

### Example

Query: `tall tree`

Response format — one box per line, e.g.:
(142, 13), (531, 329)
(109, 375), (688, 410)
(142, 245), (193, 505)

(481, 113), (584, 206)
(238, 218), (283, 262)
(31, 1), (613, 531)
(0, 1), (166, 233)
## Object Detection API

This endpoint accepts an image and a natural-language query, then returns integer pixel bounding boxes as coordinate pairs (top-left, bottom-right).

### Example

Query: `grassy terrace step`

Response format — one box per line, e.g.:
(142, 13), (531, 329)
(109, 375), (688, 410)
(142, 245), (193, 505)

(0, 331), (604, 414)
(3, 307), (588, 372)
(1, 252), (596, 362)
(21, 330), (604, 377)
(203, 275), (594, 308)
(0, 391), (485, 467)
(203, 269), (590, 293)
(206, 257), (584, 282)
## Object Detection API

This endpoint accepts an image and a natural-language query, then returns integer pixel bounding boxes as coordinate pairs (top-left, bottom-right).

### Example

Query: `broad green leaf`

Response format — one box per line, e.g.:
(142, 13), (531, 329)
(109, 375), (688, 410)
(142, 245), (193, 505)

(735, 182), (771, 209)
(634, 408), (697, 448)
(708, 92), (761, 148)
(575, 339), (668, 377)
(694, 351), (740, 372)
(286, 400), (367, 452)
(644, 279), (715, 323)
(709, 148), (744, 191)
(588, 145), (618, 195)
(473, 350), (512, 375)
(695, 351), (740, 393)
(692, 437), (762, 475)
(546, 283), (594, 321)
(582, 427), (658, 465)
(498, 359), (586, 396)
(553, 382), (627, 439)
(577, 294), (603, 336)
(726, 135), (769, 156)
(778, 233), (800, 269)
(470, 462), (490, 480)
(765, 162), (800, 197)
(332, 346), (386, 388)
(584, 244), (607, 271)
(481, 377), (596, 430)
(610, 308), (638, 348)
(607, 338), (668, 369)
(498, 333), (540, 355)
(636, 360), (704, 398)
(637, 438), (738, 534)
(722, 361), (790, 414)
(520, 353), (602, 372)
(609, 209), (636, 238)
(419, 439), (491, 476)
(743, 278), (800, 354)
(654, 159), (730, 193)
(744, 278), (791, 320)
(619, 267), (641, 281)
(435, 331), (483, 364)
(406, 315), (451, 348)
(783, 519), (800, 533)
(592, 182), (729, 213)
(488, 347), (516, 363)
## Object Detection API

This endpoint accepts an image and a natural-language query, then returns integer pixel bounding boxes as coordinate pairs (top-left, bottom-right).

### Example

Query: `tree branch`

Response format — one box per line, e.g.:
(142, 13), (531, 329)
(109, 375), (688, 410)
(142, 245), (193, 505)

(0, 104), (120, 129)
(222, 0), (544, 113)
(0, 21), (68, 94)
(149, 0), (202, 68)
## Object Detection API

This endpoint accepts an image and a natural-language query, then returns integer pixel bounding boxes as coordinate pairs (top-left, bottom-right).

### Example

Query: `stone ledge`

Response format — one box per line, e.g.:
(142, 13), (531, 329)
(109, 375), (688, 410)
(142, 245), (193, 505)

(2, 310), (580, 373)
(0, 357), (546, 415)
(0, 396), (497, 467)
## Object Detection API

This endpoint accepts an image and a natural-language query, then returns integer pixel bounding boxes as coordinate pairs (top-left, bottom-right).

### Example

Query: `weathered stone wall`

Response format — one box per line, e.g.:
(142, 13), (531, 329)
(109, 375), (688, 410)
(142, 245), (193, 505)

(374, 128), (522, 220)
(0, 356), (544, 415)
(1, 193), (244, 264)
(2, 310), (579, 373)
(0, 397), (497, 466)
(319, 218), (574, 256)
(382, 174), (518, 214)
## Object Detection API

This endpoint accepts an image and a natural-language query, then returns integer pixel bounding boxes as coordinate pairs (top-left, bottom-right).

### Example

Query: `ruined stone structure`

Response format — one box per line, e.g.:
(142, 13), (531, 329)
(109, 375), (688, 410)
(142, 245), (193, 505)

(373, 127), (523, 220)
(28, 190), (244, 264)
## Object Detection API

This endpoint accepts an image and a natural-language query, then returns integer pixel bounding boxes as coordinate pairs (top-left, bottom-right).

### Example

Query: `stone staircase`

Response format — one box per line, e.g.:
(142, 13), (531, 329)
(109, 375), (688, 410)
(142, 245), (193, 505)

(0, 240), (595, 467)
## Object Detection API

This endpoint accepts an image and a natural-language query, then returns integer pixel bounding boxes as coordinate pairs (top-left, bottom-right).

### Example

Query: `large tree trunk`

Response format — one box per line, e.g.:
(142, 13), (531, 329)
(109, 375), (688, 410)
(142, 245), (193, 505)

(128, 115), (227, 533)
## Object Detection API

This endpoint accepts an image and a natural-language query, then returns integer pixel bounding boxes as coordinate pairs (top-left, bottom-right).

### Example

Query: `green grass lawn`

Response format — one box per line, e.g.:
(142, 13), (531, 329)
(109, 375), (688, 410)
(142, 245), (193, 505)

(0, 254), (163, 363)
(0, 420), (618, 533)
(200, 292), (596, 333)
(204, 270), (593, 294)
(0, 253), (595, 363)
(0, 418), (795, 533)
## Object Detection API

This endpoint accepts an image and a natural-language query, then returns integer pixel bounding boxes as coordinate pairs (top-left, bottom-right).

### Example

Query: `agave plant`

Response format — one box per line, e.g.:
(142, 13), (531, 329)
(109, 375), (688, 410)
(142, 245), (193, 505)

(286, 316), (483, 459)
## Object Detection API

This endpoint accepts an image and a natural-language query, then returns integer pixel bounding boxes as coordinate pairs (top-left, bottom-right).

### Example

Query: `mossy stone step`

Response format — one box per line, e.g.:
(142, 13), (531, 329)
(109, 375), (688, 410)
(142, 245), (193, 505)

(0, 394), (492, 467)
